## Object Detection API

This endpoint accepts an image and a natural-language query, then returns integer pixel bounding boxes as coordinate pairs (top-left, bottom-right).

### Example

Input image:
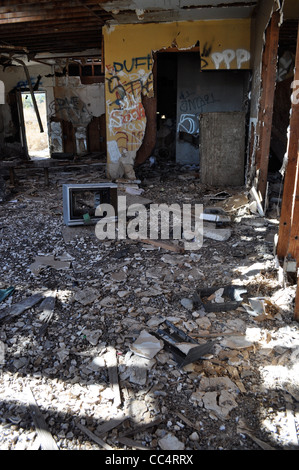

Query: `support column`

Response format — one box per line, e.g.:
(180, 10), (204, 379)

(256, 11), (280, 205)
(277, 21), (299, 260)
(295, 267), (299, 321)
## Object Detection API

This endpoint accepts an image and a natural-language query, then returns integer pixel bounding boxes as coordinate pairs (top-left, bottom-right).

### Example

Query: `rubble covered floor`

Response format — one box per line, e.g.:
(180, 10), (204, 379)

(0, 160), (298, 451)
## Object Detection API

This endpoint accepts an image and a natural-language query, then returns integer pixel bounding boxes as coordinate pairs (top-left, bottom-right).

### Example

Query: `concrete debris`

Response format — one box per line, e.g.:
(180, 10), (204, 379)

(0, 163), (298, 451)
(158, 433), (185, 450)
(180, 298), (193, 310)
(204, 226), (231, 241)
(130, 330), (164, 359)
(29, 254), (72, 275)
(74, 288), (100, 306)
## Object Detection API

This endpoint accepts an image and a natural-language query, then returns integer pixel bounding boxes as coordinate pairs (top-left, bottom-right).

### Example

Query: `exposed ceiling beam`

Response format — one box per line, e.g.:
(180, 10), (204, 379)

(0, 0), (105, 7)
(0, 17), (102, 31)
(0, 24), (101, 37)
(0, 9), (105, 24)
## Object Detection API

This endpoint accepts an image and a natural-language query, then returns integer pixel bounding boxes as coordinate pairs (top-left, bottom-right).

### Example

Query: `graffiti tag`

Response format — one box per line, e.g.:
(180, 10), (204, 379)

(112, 54), (152, 73)
(179, 91), (219, 114)
(211, 49), (250, 70)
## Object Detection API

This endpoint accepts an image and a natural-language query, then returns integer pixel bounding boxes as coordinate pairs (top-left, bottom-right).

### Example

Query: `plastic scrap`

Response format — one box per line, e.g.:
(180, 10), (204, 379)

(0, 286), (15, 303)
(193, 285), (247, 312)
(154, 320), (216, 368)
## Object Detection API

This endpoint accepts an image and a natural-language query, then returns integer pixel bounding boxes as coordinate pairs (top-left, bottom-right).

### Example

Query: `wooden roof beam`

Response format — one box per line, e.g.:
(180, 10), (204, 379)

(0, 0), (105, 8)
(0, 26), (101, 39)
(0, 7), (105, 21)
(0, 19), (102, 34)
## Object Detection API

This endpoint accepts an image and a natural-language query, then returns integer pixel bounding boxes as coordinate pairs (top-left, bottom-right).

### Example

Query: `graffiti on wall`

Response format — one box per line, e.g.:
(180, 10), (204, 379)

(112, 54), (152, 74)
(177, 113), (199, 135)
(211, 49), (250, 70)
(178, 91), (220, 135)
(106, 57), (154, 158)
(50, 91), (92, 127)
(105, 46), (250, 165)
(179, 90), (219, 114)
(16, 76), (43, 89)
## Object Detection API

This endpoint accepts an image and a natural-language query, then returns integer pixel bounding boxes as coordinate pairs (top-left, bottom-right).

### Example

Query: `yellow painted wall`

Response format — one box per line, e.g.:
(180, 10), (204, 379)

(103, 19), (251, 177)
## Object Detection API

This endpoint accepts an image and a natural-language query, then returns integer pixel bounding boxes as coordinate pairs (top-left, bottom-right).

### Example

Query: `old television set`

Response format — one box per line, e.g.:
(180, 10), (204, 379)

(63, 183), (118, 226)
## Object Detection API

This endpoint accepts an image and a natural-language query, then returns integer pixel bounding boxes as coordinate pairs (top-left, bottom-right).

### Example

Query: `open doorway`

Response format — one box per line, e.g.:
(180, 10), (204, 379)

(21, 91), (50, 159)
(156, 51), (250, 175)
(156, 52), (178, 162)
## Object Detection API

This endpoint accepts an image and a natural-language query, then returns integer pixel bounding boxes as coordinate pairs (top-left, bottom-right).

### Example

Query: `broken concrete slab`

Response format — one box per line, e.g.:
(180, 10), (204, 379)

(130, 330), (164, 359)
(74, 288), (100, 306)
(203, 226), (231, 241)
(29, 255), (71, 275)
(158, 433), (185, 450)
(191, 377), (240, 419)
(120, 353), (155, 386)
(219, 192), (249, 212)
(84, 329), (102, 346)
(202, 390), (238, 420)
(180, 298), (193, 311)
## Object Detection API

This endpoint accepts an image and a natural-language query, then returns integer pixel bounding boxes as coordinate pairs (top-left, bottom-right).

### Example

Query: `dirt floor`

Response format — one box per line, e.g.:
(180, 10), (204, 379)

(0, 157), (298, 451)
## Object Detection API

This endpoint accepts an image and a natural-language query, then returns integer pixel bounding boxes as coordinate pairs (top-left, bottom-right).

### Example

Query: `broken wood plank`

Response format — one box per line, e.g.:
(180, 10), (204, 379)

(138, 238), (185, 253)
(0, 292), (44, 323)
(190, 331), (245, 339)
(239, 428), (276, 450)
(77, 422), (113, 450)
(176, 412), (201, 434)
(37, 291), (56, 337)
(105, 346), (122, 408)
(119, 417), (162, 437)
(117, 436), (148, 450)
(95, 414), (128, 437)
(250, 187), (265, 217)
(26, 387), (59, 450)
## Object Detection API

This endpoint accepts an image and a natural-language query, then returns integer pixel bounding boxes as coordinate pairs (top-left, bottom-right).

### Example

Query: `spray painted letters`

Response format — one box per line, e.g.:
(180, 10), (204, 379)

(211, 49), (250, 70)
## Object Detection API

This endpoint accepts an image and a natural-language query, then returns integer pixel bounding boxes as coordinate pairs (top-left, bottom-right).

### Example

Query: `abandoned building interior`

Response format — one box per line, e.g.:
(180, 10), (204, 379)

(0, 0), (299, 452)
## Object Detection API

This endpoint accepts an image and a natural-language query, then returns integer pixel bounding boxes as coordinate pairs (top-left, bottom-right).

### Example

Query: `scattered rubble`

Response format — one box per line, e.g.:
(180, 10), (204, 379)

(0, 162), (298, 450)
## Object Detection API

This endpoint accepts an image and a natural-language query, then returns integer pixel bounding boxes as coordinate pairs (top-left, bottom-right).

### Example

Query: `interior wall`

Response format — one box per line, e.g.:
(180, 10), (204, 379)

(103, 18), (252, 179)
(0, 61), (105, 160)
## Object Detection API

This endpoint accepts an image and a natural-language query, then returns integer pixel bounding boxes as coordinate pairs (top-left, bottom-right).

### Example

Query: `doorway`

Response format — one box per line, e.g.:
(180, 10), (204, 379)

(21, 91), (50, 159)
(156, 52), (250, 167)
(156, 52), (178, 162)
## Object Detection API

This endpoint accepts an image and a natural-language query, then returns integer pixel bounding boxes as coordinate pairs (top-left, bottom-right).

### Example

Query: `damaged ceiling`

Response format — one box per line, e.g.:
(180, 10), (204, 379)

(0, 0), (259, 61)
(101, 0), (258, 23)
(0, 0), (114, 57)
